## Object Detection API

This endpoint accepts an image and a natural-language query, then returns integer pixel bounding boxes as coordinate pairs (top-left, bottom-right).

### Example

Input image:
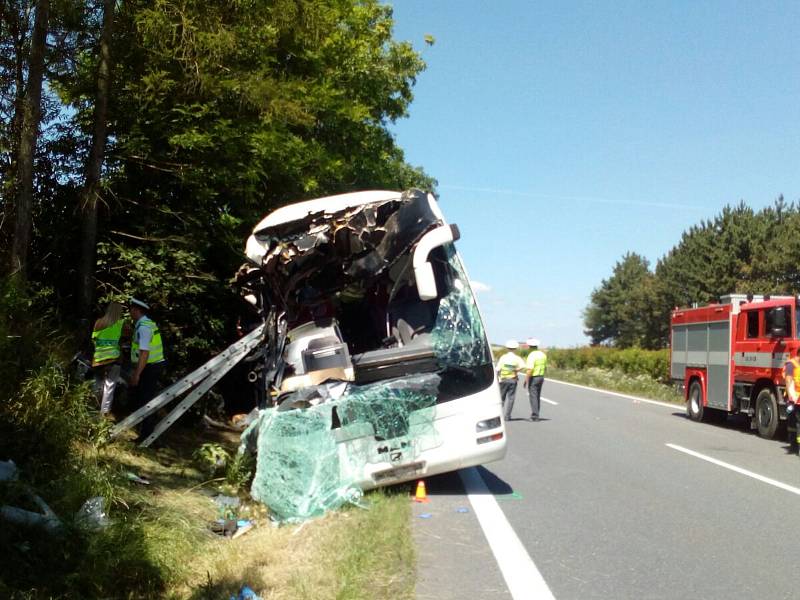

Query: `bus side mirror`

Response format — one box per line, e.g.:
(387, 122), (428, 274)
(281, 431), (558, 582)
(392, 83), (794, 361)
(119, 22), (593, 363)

(771, 327), (788, 338)
(413, 224), (456, 301)
(415, 262), (438, 301)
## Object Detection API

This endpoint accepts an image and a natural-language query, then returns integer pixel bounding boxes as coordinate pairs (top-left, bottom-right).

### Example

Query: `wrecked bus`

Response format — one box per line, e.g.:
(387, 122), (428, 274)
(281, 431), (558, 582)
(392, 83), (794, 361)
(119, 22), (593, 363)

(237, 189), (506, 521)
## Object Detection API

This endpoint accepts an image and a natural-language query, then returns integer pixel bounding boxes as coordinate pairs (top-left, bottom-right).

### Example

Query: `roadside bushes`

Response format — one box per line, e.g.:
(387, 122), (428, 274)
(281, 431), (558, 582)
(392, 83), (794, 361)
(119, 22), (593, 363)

(547, 347), (670, 383)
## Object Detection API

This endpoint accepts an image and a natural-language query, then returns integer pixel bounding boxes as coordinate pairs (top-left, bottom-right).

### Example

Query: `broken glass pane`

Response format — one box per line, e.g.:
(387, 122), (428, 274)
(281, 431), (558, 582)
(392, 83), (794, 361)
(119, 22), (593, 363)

(241, 373), (440, 523)
(431, 245), (491, 368)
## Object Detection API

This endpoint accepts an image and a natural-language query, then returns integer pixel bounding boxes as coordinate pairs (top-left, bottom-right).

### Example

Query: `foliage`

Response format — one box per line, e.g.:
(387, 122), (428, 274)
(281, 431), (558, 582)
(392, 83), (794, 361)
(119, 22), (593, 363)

(547, 346), (671, 383)
(585, 197), (799, 348)
(548, 366), (684, 405)
(583, 253), (661, 348)
(225, 449), (254, 490)
(193, 442), (230, 475)
(3, 0), (435, 376)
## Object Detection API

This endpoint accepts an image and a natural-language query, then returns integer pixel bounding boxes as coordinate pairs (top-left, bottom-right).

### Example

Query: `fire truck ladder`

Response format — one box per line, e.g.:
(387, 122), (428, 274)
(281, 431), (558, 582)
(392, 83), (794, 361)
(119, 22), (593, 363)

(110, 323), (266, 448)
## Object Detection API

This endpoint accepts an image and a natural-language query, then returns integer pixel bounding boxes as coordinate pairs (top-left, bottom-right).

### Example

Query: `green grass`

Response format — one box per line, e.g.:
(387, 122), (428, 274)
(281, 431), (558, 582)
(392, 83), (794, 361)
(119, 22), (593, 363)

(328, 489), (415, 600)
(549, 366), (685, 405)
(1, 429), (418, 600)
(283, 488), (415, 600)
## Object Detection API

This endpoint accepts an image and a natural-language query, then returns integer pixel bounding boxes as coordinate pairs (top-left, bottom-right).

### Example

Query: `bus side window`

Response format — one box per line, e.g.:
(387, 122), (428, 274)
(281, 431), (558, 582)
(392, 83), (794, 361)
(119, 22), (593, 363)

(746, 311), (759, 339)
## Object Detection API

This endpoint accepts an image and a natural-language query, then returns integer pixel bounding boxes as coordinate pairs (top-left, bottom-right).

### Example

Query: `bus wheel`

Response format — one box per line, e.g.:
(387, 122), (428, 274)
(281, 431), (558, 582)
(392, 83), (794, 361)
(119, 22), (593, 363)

(755, 388), (780, 439)
(687, 380), (704, 422)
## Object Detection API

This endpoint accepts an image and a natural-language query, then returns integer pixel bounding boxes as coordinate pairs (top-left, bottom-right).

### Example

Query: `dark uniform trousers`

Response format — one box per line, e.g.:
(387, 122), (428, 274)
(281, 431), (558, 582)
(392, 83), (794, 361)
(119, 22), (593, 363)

(134, 361), (164, 440)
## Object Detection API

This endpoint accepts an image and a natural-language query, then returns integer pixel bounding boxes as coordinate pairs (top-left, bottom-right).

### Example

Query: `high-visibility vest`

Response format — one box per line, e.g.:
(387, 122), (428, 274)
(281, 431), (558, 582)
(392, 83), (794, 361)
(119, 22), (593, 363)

(784, 358), (800, 389)
(496, 352), (524, 380)
(527, 350), (547, 377)
(92, 319), (125, 365)
(131, 316), (165, 364)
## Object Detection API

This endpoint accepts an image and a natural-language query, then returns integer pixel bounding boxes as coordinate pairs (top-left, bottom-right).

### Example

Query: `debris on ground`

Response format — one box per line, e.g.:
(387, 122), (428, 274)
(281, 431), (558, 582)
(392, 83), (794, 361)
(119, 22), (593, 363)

(229, 585), (262, 600)
(209, 518), (254, 539)
(126, 471), (151, 485)
(213, 494), (241, 520)
(75, 496), (110, 530)
(0, 459), (18, 481)
(0, 459), (63, 534)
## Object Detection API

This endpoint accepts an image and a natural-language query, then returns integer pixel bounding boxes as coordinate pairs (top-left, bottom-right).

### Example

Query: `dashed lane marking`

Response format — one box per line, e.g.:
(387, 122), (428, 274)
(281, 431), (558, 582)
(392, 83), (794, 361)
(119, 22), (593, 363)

(541, 397), (558, 405)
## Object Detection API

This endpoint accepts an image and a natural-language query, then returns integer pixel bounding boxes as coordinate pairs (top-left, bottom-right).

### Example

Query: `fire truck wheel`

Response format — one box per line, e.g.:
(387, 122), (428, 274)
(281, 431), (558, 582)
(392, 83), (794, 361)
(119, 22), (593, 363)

(755, 388), (780, 439)
(687, 380), (705, 422)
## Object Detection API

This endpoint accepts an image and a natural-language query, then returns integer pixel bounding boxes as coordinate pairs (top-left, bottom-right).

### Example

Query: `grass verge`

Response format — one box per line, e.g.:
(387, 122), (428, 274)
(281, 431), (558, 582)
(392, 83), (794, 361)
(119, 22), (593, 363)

(1, 428), (416, 599)
(548, 366), (684, 405)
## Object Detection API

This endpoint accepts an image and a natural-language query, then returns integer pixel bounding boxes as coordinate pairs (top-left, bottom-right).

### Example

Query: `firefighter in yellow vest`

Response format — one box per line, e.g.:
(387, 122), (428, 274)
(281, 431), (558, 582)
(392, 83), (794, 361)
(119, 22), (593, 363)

(782, 348), (800, 454)
(496, 340), (526, 420)
(524, 338), (547, 422)
(129, 297), (166, 442)
(91, 301), (130, 415)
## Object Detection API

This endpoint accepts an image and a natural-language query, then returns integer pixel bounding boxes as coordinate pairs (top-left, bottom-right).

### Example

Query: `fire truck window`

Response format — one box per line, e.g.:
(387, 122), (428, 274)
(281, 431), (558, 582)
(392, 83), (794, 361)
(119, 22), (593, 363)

(766, 305), (791, 337)
(746, 311), (759, 338)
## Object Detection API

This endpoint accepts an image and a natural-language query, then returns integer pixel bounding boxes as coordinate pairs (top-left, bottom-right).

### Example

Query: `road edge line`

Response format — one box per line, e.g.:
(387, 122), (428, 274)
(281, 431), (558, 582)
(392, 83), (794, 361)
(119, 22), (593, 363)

(459, 467), (555, 600)
(666, 443), (800, 496)
(548, 378), (682, 410)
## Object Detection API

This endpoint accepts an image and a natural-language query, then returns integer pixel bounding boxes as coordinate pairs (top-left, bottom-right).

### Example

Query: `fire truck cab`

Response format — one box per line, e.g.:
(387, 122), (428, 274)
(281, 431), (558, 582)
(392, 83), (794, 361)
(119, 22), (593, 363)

(671, 293), (799, 439)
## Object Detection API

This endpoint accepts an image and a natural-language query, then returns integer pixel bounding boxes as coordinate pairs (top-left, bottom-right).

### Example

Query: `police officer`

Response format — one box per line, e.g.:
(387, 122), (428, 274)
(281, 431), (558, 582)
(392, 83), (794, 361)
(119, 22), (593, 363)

(783, 347), (800, 454)
(128, 298), (166, 442)
(91, 301), (130, 415)
(524, 338), (547, 422)
(496, 340), (526, 420)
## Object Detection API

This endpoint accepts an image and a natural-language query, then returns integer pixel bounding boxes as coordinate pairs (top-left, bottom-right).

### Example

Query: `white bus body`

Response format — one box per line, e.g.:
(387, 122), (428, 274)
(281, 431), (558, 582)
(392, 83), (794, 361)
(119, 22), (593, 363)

(240, 189), (506, 491)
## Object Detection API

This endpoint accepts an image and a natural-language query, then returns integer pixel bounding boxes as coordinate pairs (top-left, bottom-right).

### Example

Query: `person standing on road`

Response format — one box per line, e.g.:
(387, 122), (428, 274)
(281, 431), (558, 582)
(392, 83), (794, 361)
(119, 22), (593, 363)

(523, 338), (547, 422)
(128, 298), (166, 443)
(782, 347), (800, 454)
(496, 340), (526, 420)
(91, 301), (130, 416)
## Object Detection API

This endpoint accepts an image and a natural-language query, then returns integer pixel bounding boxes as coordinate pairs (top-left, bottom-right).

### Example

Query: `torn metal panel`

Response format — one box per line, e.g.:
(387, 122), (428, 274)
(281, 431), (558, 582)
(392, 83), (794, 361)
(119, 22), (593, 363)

(240, 190), (440, 320)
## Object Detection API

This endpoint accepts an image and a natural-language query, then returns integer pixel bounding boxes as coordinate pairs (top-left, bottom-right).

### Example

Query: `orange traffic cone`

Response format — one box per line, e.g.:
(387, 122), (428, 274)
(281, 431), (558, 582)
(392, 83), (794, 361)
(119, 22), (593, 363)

(413, 479), (429, 503)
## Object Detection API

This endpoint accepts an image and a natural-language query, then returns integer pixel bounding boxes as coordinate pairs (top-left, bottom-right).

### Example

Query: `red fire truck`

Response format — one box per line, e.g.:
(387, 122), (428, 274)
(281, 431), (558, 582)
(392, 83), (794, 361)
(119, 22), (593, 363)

(670, 293), (799, 439)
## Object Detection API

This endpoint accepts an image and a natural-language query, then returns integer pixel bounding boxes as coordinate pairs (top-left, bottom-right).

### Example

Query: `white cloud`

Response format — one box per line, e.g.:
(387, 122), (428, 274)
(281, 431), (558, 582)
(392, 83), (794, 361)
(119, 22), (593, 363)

(470, 280), (491, 293)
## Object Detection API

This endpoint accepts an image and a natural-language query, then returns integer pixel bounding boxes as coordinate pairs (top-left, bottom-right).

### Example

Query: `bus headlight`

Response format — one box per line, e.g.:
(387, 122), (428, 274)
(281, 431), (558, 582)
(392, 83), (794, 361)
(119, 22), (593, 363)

(476, 417), (501, 432)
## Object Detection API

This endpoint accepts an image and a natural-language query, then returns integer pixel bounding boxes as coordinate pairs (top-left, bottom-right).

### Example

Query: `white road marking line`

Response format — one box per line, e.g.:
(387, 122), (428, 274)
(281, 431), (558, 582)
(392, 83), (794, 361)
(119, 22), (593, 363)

(548, 378), (683, 410)
(541, 397), (558, 405)
(666, 443), (800, 496)
(459, 467), (556, 600)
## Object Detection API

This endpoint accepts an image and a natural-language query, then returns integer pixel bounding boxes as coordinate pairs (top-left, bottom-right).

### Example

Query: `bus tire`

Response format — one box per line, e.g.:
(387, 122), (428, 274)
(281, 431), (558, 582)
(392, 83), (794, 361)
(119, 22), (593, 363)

(755, 388), (780, 439)
(687, 380), (705, 422)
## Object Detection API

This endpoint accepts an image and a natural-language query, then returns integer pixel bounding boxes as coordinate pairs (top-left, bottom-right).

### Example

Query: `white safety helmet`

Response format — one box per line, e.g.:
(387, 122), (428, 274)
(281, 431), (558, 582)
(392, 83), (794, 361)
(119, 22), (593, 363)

(526, 338), (540, 348)
(504, 339), (519, 350)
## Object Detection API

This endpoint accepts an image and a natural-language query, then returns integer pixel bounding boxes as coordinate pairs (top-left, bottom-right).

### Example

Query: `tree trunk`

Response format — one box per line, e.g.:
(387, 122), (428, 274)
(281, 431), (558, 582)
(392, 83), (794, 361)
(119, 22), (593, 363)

(10, 0), (48, 277)
(1, 1), (30, 253)
(78, 0), (115, 319)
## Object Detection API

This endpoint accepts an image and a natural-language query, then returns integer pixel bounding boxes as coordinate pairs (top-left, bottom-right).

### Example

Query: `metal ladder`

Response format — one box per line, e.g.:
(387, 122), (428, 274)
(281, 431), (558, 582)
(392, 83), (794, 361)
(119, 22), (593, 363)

(110, 323), (266, 447)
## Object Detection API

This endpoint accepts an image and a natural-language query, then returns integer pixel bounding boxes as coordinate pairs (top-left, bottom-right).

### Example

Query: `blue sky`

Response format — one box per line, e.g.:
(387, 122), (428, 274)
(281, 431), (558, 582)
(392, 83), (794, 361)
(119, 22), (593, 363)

(388, 0), (800, 347)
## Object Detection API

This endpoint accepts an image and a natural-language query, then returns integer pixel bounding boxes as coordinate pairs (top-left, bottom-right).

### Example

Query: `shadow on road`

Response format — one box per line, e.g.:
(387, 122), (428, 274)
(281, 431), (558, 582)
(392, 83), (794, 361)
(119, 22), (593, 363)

(671, 411), (799, 453)
(420, 465), (515, 497)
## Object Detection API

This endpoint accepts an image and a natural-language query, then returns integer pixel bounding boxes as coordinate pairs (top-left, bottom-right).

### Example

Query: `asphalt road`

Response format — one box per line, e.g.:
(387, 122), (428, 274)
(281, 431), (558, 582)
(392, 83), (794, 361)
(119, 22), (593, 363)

(414, 378), (800, 600)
